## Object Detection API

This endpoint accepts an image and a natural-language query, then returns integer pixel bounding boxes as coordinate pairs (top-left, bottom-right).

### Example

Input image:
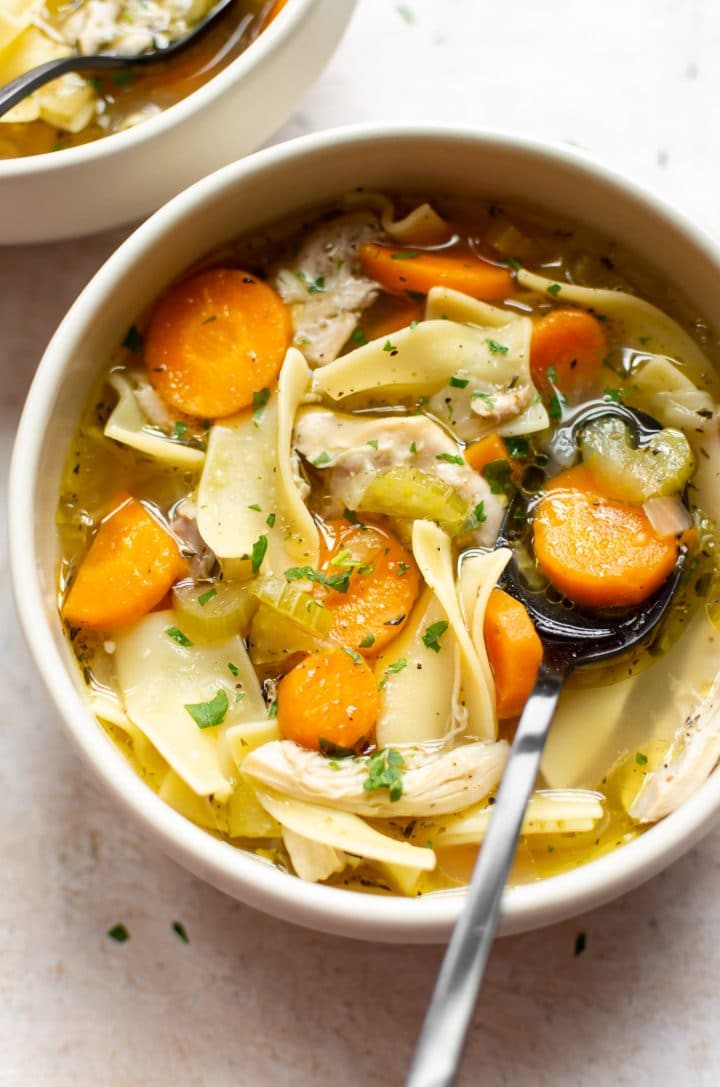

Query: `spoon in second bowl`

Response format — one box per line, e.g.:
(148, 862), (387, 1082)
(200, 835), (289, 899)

(405, 399), (690, 1087)
(0, 0), (241, 120)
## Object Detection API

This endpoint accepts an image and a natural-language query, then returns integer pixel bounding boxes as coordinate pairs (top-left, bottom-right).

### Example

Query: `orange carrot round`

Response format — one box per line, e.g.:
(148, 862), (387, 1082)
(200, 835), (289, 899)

(277, 646), (380, 752)
(315, 519), (420, 654)
(144, 267), (291, 419)
(530, 308), (607, 400)
(532, 466), (678, 608)
(483, 588), (543, 718)
(464, 432), (513, 475)
(62, 498), (186, 629)
(359, 243), (514, 301)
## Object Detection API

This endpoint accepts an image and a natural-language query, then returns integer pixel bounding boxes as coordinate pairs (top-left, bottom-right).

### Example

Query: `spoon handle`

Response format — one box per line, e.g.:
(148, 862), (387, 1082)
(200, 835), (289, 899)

(405, 658), (569, 1087)
(0, 56), (127, 119)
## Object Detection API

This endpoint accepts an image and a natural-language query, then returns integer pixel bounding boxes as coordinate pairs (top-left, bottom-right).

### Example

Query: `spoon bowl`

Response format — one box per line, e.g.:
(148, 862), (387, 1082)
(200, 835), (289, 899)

(0, 0), (238, 119)
(407, 401), (688, 1087)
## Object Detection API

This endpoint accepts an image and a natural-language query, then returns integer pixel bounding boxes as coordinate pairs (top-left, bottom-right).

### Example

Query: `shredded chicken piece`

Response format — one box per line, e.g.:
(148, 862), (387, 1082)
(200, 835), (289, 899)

(170, 499), (215, 579)
(132, 378), (176, 428)
(470, 383), (533, 424)
(273, 212), (381, 366)
(630, 677), (720, 823)
(293, 408), (502, 544)
(243, 739), (509, 817)
(282, 828), (348, 882)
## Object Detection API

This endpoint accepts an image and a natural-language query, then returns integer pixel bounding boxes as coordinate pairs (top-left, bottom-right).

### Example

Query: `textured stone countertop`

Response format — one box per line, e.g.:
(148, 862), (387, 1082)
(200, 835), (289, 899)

(2, 2), (720, 1084)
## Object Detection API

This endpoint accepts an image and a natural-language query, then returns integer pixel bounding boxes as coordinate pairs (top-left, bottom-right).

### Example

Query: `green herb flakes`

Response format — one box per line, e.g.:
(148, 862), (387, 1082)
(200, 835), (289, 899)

(251, 535), (268, 573)
(359, 633), (376, 649)
(165, 626), (193, 647)
(391, 249), (420, 260)
(482, 459), (513, 495)
(383, 340), (397, 354)
(197, 587), (217, 607)
(319, 737), (355, 758)
(122, 325), (143, 353)
(363, 748), (406, 802)
(172, 921), (189, 943)
(635, 751), (648, 766)
(449, 375), (470, 388)
(367, 439), (380, 450)
(547, 283), (563, 296)
(603, 386), (622, 402)
(343, 646), (363, 665)
(248, 503), (262, 512)
(184, 689), (229, 729)
(266, 512), (276, 528)
(312, 451), (332, 466)
(284, 566), (351, 594)
(504, 437), (529, 459)
(350, 327), (367, 346)
(486, 339), (509, 355)
(107, 923), (129, 943)
(227, 662), (240, 677)
(173, 421), (188, 439)
(436, 452), (464, 465)
(422, 620), (449, 653)
(379, 659), (408, 688)
(464, 501), (487, 530)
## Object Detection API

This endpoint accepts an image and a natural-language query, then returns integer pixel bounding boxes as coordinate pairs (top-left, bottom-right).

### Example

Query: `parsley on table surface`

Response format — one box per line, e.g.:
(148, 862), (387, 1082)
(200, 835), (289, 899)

(363, 748), (406, 802)
(422, 620), (449, 653)
(165, 626), (193, 647)
(184, 689), (229, 729)
(172, 921), (189, 944)
(107, 923), (129, 943)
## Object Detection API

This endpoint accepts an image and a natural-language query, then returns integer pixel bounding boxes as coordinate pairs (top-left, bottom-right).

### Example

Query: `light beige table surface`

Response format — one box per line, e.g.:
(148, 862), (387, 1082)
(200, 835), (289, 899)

(2, 2), (720, 1084)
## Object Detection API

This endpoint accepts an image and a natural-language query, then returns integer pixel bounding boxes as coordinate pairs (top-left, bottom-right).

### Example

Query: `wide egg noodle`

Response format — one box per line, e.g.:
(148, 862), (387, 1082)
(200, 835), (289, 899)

(373, 589), (458, 748)
(254, 789), (437, 872)
(629, 355), (716, 431)
(196, 348), (319, 577)
(517, 267), (710, 375)
(428, 788), (605, 847)
(411, 520), (496, 741)
(341, 191), (452, 246)
(312, 315), (549, 440)
(457, 547), (512, 725)
(114, 610), (266, 798)
(104, 372), (206, 470)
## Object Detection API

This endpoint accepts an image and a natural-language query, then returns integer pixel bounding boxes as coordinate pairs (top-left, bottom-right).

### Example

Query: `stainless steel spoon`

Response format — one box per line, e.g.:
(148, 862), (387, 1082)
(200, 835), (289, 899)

(406, 400), (688, 1087)
(0, 0), (239, 120)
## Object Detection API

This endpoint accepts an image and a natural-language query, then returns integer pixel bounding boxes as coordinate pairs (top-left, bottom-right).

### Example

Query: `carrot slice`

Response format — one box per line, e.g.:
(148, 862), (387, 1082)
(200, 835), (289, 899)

(532, 466), (678, 608)
(484, 588), (543, 718)
(530, 308), (607, 400)
(63, 498), (186, 629)
(315, 519), (420, 654)
(359, 243), (514, 301)
(464, 433), (513, 474)
(277, 646), (380, 752)
(357, 296), (424, 343)
(144, 267), (291, 419)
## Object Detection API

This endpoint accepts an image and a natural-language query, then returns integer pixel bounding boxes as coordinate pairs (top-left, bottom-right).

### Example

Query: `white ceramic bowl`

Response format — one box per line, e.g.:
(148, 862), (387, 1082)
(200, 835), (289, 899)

(0, 0), (355, 245)
(10, 125), (720, 943)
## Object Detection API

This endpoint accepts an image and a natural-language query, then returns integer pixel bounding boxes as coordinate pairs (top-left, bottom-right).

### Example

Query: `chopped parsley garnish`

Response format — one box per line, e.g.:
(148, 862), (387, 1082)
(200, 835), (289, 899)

(379, 659), (408, 688)
(122, 324), (143, 353)
(436, 452), (464, 465)
(173, 421), (189, 439)
(266, 512), (276, 528)
(464, 501), (487, 530)
(504, 436), (530, 459)
(482, 459), (514, 495)
(251, 534), (268, 573)
(603, 386), (622, 402)
(409, 319), (419, 329)
(268, 700), (278, 718)
(367, 439), (379, 450)
(343, 507), (360, 525)
(502, 256), (522, 271)
(350, 327), (367, 346)
(486, 338), (509, 355)
(548, 390), (568, 420)
(363, 748), (406, 802)
(547, 283), (562, 296)
(172, 921), (189, 943)
(635, 751), (648, 766)
(107, 923), (130, 943)
(252, 388), (270, 419)
(359, 633), (376, 649)
(248, 503), (262, 512)
(449, 375), (470, 388)
(639, 335), (652, 346)
(198, 587), (217, 607)
(284, 566), (351, 593)
(165, 626), (193, 647)
(227, 662), (240, 677)
(343, 646), (363, 665)
(422, 620), (449, 653)
(184, 689), (229, 729)
(383, 340), (397, 353)
(409, 441), (418, 454)
(471, 391), (495, 408)
(397, 562), (410, 577)
(391, 249), (420, 260)
(296, 270), (325, 294)
(319, 737), (356, 758)
(312, 451), (332, 466)
(574, 931), (587, 956)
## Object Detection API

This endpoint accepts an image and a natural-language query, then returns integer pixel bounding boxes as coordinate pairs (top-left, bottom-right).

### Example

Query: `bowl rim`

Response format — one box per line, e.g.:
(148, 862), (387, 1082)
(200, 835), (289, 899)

(10, 122), (720, 942)
(0, 0), (317, 177)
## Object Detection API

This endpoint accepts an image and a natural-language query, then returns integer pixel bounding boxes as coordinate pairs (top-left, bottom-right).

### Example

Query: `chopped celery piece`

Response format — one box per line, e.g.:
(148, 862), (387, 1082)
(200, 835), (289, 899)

(249, 603), (330, 669)
(248, 575), (333, 637)
(580, 417), (694, 503)
(172, 579), (258, 642)
(356, 467), (469, 531)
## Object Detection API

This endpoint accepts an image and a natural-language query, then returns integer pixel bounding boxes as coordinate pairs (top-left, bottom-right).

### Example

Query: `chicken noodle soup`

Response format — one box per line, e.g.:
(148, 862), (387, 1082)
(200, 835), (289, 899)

(57, 192), (720, 895)
(0, 0), (281, 158)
